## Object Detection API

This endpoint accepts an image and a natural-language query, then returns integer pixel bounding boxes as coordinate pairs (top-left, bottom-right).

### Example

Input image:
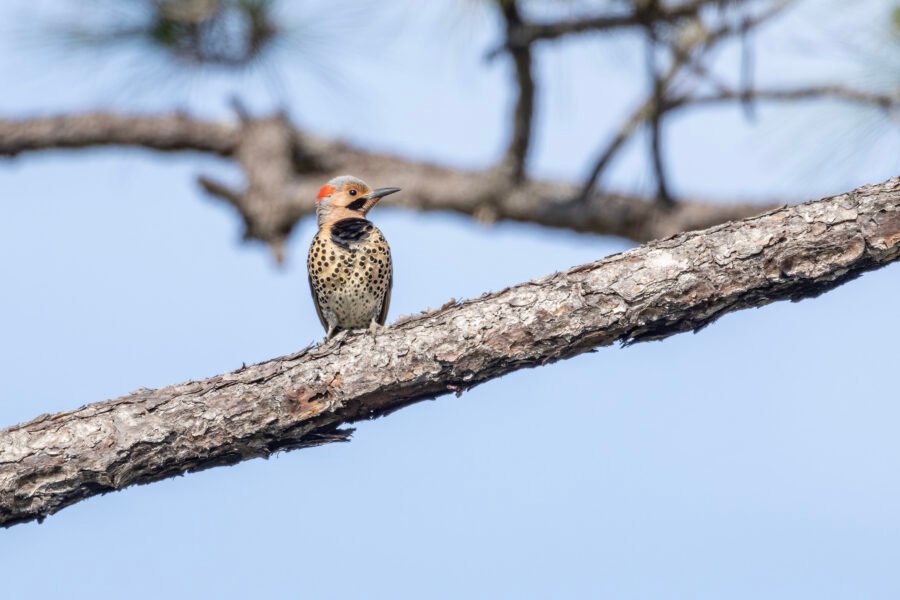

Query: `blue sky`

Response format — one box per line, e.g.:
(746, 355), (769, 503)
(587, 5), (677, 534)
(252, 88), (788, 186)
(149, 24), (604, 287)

(1, 1), (899, 598)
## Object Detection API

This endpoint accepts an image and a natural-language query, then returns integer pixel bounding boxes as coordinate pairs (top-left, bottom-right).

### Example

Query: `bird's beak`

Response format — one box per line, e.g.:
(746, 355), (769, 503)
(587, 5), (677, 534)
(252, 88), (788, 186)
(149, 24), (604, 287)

(359, 187), (401, 213)
(366, 187), (401, 203)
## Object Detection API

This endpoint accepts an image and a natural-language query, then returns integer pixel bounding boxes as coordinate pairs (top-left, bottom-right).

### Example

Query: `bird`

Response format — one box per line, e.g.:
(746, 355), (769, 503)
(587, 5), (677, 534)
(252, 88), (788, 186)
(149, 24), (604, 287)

(307, 175), (400, 339)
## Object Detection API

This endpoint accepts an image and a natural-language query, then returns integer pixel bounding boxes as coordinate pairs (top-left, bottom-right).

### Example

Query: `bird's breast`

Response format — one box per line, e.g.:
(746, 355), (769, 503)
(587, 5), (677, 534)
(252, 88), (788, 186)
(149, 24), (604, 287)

(308, 220), (392, 329)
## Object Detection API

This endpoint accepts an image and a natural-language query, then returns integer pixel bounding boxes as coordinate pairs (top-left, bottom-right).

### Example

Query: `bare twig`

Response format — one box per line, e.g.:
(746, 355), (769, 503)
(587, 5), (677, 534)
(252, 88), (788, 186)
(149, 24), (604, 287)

(577, 0), (797, 203)
(493, 0), (716, 54)
(577, 51), (685, 202)
(1, 175), (897, 528)
(642, 1), (674, 205)
(670, 86), (900, 112)
(497, 0), (535, 182)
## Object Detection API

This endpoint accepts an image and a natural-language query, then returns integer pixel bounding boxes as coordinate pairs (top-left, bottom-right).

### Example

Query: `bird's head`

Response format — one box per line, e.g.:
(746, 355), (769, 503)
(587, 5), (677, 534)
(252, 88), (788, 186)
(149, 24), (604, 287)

(314, 175), (400, 226)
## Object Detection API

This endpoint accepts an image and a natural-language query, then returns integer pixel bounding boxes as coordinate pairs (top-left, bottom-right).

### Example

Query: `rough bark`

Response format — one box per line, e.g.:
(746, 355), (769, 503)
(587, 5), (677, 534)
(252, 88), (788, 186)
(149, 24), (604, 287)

(1, 176), (898, 528)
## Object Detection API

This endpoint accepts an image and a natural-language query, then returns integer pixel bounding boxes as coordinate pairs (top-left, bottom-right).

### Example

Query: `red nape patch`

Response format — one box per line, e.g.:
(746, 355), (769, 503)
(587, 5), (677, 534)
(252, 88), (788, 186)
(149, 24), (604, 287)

(316, 185), (336, 201)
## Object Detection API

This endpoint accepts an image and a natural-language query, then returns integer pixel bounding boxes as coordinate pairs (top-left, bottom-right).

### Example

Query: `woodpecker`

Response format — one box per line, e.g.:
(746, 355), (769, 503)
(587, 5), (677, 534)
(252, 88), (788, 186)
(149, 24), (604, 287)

(307, 175), (400, 339)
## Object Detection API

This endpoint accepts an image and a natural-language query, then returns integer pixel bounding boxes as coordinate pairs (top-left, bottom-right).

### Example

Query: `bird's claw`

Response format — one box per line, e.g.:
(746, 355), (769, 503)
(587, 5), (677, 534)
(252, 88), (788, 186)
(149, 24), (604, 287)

(325, 328), (349, 343)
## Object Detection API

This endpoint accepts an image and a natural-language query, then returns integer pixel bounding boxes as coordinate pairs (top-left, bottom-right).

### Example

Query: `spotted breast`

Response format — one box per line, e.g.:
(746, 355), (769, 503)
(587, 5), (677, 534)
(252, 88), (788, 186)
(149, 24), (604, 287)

(307, 217), (392, 337)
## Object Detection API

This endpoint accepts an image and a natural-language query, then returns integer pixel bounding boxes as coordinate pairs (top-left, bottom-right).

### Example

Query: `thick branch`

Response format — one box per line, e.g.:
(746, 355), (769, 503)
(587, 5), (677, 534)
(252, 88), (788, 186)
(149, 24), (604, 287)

(1, 176), (898, 528)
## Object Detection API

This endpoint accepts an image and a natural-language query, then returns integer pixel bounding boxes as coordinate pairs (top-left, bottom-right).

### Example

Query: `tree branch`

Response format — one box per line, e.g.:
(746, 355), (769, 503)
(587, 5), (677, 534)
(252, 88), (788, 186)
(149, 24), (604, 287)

(496, 0), (716, 52)
(497, 0), (536, 182)
(578, 0), (795, 202)
(643, 2), (673, 205)
(2, 176), (898, 528)
(670, 86), (900, 112)
(0, 111), (775, 247)
(0, 113), (238, 157)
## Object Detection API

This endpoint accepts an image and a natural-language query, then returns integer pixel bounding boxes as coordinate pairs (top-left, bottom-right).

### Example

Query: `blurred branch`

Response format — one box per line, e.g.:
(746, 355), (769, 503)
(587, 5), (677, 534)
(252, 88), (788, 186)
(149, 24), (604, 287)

(577, 26), (696, 202)
(490, 0), (717, 56)
(1, 175), (897, 528)
(670, 85), (900, 112)
(642, 0), (673, 205)
(0, 113), (237, 156)
(7, 0), (891, 259)
(497, 0), (535, 182)
(488, 0), (798, 201)
(578, 0), (797, 203)
(195, 111), (309, 254)
(0, 110), (778, 253)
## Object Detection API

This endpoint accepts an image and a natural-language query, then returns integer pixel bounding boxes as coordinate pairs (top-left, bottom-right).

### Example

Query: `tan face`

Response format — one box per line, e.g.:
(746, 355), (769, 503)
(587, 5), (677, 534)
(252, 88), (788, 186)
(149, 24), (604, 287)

(315, 176), (400, 225)
(318, 179), (373, 213)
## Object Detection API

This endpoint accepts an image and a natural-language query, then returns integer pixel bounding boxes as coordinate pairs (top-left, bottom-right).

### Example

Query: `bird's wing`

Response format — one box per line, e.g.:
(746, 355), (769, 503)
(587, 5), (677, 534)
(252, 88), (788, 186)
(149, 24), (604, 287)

(377, 269), (392, 326)
(308, 275), (328, 331)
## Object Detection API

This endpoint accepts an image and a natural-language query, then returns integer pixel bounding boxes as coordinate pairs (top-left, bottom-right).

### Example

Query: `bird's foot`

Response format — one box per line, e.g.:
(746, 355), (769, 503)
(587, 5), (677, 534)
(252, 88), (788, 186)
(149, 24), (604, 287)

(368, 320), (383, 338)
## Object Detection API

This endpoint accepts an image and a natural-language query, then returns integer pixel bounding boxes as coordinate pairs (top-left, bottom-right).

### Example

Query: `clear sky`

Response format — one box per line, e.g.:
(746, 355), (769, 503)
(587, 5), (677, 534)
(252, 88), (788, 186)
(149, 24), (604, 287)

(1, 1), (899, 598)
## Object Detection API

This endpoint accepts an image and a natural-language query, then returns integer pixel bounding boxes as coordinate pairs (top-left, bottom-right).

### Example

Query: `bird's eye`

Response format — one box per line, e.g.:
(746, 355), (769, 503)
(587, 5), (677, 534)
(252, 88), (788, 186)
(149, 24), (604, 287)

(349, 189), (358, 196)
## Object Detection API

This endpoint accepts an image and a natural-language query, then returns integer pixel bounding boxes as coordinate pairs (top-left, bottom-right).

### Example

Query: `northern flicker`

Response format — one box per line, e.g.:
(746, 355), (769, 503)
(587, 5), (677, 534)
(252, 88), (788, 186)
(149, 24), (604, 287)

(307, 175), (399, 339)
